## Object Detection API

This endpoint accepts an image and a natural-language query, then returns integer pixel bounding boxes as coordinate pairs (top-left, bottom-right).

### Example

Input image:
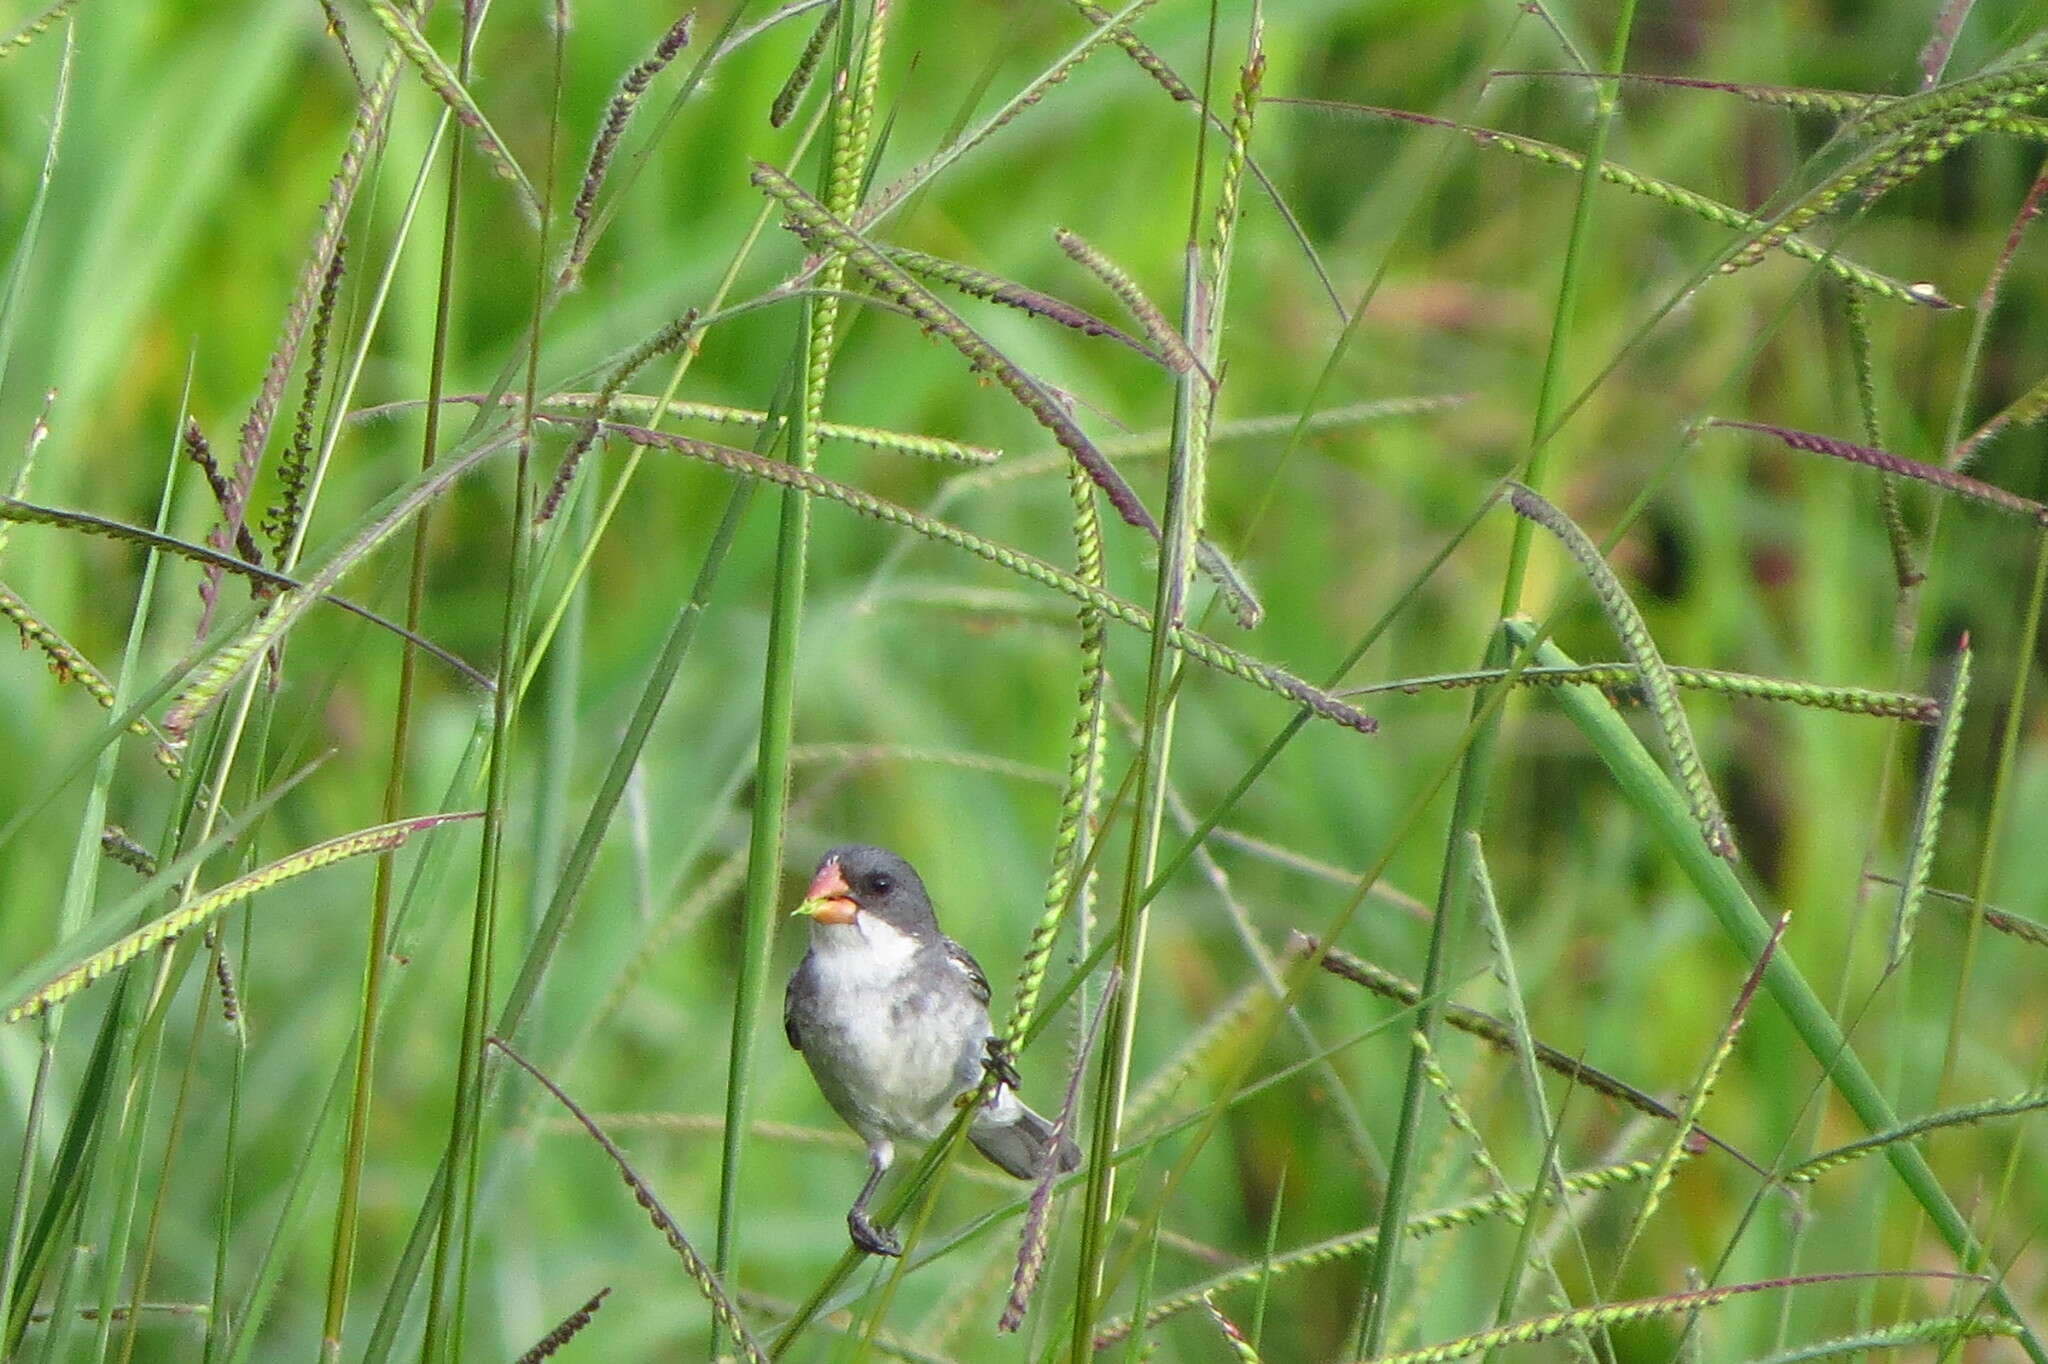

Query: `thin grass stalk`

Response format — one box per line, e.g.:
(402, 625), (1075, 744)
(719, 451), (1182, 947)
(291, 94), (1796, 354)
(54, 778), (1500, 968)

(1612, 911), (1787, 1288)
(713, 2), (886, 1317)
(215, 88), (474, 1356)
(491, 1040), (770, 1361)
(80, 687), (253, 1361)
(201, 914), (249, 1364)
(1465, 837), (1599, 1364)
(1361, 8), (1638, 1351)
(1357, 626), (1507, 1355)
(1501, 621), (2048, 1363)
(2, 983), (119, 1355)
(357, 370), (796, 1364)
(518, 103), (829, 702)
(1069, 58), (1221, 1347)
(1064, 535), (1583, 1338)
(418, 5), (501, 1355)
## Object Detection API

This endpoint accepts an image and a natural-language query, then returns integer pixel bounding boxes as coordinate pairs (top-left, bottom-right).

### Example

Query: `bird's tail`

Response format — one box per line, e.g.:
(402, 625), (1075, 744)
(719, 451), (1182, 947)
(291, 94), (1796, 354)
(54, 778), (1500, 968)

(970, 1100), (1082, 1179)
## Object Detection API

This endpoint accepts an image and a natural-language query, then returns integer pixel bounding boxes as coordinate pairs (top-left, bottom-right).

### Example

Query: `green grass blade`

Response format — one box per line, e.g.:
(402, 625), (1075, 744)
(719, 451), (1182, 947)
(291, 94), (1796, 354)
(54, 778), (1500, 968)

(1501, 618), (2048, 1364)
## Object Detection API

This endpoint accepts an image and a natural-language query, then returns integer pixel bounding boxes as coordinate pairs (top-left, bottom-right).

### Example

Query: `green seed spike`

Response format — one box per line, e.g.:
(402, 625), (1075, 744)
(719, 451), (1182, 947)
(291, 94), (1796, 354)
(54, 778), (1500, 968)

(1003, 466), (1109, 1050)
(1745, 1316), (2020, 1363)
(1889, 637), (1969, 968)
(769, 4), (836, 128)
(1298, 103), (1953, 308)
(756, 161), (1265, 627)
(0, 0), (81, 59)
(1342, 660), (1938, 724)
(1356, 1272), (1966, 1364)
(1090, 1157), (1664, 1346)
(565, 411), (1375, 732)
(4, 812), (480, 1022)
(1784, 1083), (2048, 1183)
(363, 0), (541, 220)
(1506, 486), (1735, 859)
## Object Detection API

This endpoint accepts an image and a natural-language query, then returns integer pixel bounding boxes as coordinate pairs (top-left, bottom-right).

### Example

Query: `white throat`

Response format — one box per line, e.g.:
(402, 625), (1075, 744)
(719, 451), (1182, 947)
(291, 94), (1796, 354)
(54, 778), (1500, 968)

(808, 911), (921, 986)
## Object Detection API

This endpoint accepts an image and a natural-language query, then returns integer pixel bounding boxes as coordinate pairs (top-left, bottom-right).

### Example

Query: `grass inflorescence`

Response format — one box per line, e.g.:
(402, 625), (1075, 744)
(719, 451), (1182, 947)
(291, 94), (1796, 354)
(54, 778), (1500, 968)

(0, 2), (2044, 1361)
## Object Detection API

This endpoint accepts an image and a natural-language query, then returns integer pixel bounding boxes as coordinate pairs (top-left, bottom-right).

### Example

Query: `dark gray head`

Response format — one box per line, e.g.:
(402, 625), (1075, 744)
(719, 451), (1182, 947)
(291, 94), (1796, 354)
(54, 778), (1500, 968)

(800, 844), (940, 937)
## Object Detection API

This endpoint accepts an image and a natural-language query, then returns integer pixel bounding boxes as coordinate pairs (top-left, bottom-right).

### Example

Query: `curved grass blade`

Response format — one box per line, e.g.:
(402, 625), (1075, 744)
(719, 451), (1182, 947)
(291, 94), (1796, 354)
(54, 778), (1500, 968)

(0, 498), (490, 691)
(3, 812), (480, 1023)
(161, 426), (516, 737)
(490, 1039), (770, 1364)
(566, 413), (1375, 731)
(753, 161), (1264, 627)
(1507, 485), (1734, 857)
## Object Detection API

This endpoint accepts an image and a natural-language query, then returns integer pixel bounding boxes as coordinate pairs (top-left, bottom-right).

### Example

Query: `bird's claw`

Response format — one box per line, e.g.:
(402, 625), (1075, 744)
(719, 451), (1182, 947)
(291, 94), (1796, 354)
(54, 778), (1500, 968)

(982, 1036), (1022, 1091)
(848, 1211), (902, 1258)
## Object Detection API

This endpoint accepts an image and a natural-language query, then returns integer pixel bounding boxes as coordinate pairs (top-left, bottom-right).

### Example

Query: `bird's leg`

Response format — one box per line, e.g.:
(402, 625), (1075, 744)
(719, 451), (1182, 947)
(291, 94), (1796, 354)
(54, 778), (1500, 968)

(847, 1140), (901, 1258)
(982, 1035), (1022, 1093)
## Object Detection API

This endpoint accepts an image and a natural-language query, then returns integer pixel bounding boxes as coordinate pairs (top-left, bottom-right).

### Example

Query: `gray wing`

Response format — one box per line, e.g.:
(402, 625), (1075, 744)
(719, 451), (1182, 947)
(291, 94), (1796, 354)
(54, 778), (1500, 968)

(784, 957), (811, 1050)
(943, 937), (991, 1009)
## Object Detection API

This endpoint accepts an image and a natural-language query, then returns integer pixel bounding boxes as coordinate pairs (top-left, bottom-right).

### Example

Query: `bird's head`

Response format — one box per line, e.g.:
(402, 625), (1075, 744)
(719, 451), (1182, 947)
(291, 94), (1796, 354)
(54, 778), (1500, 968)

(793, 845), (938, 938)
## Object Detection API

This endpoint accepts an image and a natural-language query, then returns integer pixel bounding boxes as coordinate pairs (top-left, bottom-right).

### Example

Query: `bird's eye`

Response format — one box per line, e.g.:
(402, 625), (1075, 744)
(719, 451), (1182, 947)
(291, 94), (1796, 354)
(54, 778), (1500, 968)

(868, 873), (894, 895)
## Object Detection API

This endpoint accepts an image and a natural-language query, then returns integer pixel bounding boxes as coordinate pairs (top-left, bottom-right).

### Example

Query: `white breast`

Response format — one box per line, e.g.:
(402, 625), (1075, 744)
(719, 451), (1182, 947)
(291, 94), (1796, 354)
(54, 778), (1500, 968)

(799, 915), (990, 1142)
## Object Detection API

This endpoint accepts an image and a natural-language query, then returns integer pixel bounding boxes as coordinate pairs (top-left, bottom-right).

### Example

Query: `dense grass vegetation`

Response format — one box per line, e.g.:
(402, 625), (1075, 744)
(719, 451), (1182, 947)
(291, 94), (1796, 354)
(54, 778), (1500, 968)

(0, 0), (2044, 1359)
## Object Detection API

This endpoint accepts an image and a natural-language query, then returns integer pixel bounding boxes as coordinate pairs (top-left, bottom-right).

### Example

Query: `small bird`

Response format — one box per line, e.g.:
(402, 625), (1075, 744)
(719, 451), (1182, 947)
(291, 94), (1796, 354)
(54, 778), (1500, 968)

(784, 844), (1082, 1257)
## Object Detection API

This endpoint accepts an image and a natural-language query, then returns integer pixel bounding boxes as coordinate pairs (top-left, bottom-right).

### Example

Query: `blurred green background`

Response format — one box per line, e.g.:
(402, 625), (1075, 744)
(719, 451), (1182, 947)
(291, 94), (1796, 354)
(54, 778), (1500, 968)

(0, 0), (2044, 1358)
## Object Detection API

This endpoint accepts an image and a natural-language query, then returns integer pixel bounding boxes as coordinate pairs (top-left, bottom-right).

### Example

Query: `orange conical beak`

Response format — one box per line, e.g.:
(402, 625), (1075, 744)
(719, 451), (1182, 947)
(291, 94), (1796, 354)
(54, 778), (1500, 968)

(793, 857), (858, 925)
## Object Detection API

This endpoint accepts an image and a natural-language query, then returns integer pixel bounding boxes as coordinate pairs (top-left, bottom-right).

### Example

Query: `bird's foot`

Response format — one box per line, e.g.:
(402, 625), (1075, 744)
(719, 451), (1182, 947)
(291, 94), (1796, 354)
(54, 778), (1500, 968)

(849, 1210), (902, 1258)
(982, 1035), (1022, 1092)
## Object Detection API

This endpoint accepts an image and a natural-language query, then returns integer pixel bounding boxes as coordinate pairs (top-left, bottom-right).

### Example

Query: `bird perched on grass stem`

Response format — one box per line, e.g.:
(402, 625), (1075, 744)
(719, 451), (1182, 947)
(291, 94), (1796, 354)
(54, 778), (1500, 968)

(784, 845), (1081, 1257)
